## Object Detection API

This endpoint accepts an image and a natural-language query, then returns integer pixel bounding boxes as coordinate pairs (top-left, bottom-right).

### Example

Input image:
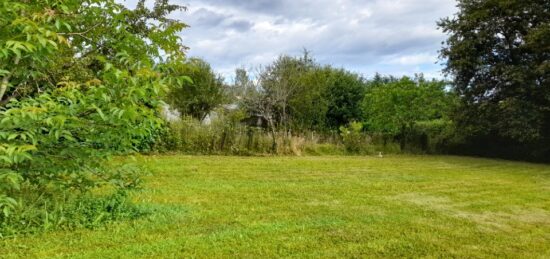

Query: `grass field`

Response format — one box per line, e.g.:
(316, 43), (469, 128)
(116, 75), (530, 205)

(1, 155), (550, 258)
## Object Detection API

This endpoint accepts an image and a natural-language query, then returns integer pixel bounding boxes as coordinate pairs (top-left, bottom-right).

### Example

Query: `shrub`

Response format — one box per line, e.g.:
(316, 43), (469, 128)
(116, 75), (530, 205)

(339, 122), (372, 154)
(0, 0), (187, 235)
(0, 65), (164, 235)
(407, 119), (455, 153)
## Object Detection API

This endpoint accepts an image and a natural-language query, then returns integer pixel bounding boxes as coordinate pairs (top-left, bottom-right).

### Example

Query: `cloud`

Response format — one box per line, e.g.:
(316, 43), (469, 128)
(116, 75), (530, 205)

(119, 0), (457, 80)
(384, 53), (438, 66)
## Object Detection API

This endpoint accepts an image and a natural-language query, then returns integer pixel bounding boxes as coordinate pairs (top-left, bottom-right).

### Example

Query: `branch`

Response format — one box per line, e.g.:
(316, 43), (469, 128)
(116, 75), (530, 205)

(58, 23), (102, 43)
(58, 23), (102, 37)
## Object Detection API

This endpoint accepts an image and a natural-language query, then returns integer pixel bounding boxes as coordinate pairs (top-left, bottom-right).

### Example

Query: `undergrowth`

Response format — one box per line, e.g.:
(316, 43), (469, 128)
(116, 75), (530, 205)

(0, 190), (148, 238)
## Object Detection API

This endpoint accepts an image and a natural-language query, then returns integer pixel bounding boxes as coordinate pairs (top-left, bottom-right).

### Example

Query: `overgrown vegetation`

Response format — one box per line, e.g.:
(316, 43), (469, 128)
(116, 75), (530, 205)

(1, 0), (548, 246)
(0, 0), (187, 235)
(158, 0), (549, 163)
(159, 53), (456, 156)
(438, 0), (550, 161)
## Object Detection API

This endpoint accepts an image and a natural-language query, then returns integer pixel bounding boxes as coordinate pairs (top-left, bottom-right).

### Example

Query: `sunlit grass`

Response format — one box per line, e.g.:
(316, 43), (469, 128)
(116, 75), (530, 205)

(2, 155), (549, 258)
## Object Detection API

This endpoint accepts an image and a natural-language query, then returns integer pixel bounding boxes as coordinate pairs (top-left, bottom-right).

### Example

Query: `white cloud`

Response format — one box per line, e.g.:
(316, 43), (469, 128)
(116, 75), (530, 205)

(384, 53), (438, 66)
(119, 0), (457, 79)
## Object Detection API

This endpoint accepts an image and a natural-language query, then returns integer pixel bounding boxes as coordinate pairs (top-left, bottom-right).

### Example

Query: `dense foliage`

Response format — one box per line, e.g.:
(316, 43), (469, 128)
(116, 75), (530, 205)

(160, 52), (453, 156)
(439, 0), (550, 161)
(235, 53), (368, 134)
(156, 0), (549, 163)
(164, 58), (226, 121)
(0, 0), (187, 235)
(363, 76), (456, 150)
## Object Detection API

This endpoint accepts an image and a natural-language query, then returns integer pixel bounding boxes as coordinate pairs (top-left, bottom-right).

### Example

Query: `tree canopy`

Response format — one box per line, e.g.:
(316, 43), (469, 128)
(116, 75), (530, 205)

(439, 0), (550, 144)
(164, 58), (226, 121)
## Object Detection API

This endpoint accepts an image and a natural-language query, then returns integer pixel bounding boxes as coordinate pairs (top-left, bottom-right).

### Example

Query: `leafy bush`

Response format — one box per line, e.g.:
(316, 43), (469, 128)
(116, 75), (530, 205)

(0, 65), (163, 235)
(408, 119), (456, 153)
(0, 0), (187, 235)
(339, 122), (372, 154)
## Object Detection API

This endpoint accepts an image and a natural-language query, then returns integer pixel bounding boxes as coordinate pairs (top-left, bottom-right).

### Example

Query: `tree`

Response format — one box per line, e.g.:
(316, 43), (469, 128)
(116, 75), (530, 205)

(260, 53), (315, 131)
(363, 76), (454, 150)
(0, 0), (188, 230)
(438, 0), (550, 152)
(238, 52), (369, 135)
(323, 68), (367, 129)
(288, 67), (330, 131)
(165, 58), (226, 121)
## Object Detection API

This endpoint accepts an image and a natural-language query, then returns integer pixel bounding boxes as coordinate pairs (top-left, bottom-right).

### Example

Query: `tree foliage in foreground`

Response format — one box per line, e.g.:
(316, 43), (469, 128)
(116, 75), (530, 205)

(0, 0), (187, 231)
(439, 0), (550, 159)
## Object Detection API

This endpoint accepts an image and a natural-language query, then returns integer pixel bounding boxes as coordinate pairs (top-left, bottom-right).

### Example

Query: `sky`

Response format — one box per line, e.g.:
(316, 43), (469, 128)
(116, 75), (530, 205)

(121, 0), (458, 81)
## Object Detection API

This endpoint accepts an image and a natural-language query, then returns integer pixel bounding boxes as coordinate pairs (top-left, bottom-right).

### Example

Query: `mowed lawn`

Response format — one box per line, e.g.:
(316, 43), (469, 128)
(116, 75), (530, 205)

(2, 155), (550, 258)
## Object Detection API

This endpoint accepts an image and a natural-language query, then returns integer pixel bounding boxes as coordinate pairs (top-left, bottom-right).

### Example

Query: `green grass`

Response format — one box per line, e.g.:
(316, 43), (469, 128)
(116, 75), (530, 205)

(2, 155), (550, 258)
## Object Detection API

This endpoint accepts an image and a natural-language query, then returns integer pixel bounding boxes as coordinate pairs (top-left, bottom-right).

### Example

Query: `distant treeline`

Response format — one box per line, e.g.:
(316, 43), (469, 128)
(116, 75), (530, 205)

(161, 51), (549, 162)
(161, 0), (550, 162)
(160, 53), (457, 157)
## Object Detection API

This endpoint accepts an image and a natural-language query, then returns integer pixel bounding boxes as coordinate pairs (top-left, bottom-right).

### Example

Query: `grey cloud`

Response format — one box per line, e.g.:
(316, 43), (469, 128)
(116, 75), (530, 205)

(228, 20), (253, 32)
(120, 0), (457, 79)
(191, 8), (230, 27)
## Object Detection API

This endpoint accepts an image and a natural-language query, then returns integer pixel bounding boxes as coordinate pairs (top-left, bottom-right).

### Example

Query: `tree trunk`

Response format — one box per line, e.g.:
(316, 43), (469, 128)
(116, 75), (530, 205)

(220, 130), (227, 151)
(268, 119), (277, 154)
(246, 128), (254, 150)
(399, 125), (407, 152)
(0, 57), (20, 102)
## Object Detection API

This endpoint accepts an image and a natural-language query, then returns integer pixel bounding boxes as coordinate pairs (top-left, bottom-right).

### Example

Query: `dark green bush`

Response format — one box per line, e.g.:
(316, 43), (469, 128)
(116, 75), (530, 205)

(402, 120), (455, 153)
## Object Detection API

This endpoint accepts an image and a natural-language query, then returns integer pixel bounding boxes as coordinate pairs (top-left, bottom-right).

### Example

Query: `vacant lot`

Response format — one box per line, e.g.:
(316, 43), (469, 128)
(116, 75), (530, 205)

(2, 155), (550, 258)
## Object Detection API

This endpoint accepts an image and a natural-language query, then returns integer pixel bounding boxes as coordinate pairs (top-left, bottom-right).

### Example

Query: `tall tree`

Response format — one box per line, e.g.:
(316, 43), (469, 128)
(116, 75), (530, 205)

(323, 68), (367, 129)
(438, 0), (550, 149)
(260, 53), (314, 131)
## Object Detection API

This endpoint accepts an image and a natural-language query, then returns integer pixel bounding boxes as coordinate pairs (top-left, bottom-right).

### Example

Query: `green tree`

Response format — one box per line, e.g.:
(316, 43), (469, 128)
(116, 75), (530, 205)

(323, 68), (367, 129)
(438, 0), (550, 152)
(288, 67), (330, 131)
(260, 53), (315, 131)
(165, 58), (226, 121)
(0, 0), (187, 105)
(363, 76), (453, 150)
